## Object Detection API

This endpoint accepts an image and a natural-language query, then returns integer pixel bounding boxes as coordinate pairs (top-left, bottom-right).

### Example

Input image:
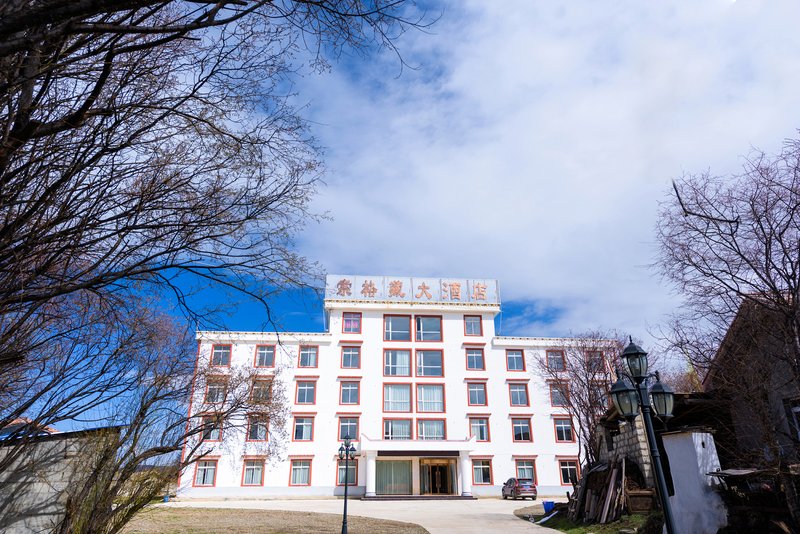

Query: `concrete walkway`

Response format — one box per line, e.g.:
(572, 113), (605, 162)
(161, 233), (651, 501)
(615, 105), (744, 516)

(163, 498), (561, 533)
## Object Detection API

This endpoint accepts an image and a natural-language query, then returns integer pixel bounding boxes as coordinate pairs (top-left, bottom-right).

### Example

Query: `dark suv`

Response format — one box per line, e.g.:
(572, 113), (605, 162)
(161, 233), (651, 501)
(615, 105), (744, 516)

(501, 478), (537, 500)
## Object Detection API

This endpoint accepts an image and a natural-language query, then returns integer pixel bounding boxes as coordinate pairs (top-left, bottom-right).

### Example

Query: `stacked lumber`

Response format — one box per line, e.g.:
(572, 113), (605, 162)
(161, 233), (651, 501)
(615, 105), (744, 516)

(565, 456), (633, 525)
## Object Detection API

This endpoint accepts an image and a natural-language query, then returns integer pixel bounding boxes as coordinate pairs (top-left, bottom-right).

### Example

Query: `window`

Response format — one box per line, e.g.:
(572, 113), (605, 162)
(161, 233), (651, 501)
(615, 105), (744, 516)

(547, 350), (566, 372)
(340, 382), (360, 405)
(516, 460), (536, 482)
(586, 351), (605, 374)
(384, 315), (411, 341)
(383, 419), (412, 440)
(417, 419), (445, 440)
(466, 348), (485, 370)
(468, 383), (487, 406)
(464, 315), (482, 336)
(559, 459), (579, 485)
(506, 349), (525, 371)
(194, 460), (217, 486)
(255, 345), (275, 367)
(472, 459), (492, 485)
(205, 382), (226, 404)
(293, 417), (314, 441)
(384, 384), (411, 412)
(201, 416), (221, 441)
(242, 459), (264, 486)
(299, 346), (318, 368)
(290, 459), (311, 485)
(251, 380), (272, 403)
(337, 459), (357, 485)
(551, 383), (569, 407)
(555, 419), (574, 442)
(469, 417), (490, 441)
(342, 347), (360, 369)
(416, 384), (444, 412)
(343, 312), (361, 333)
(512, 418), (532, 442)
(296, 381), (316, 404)
(384, 350), (411, 376)
(509, 384), (529, 406)
(415, 316), (442, 341)
(247, 415), (268, 441)
(339, 417), (359, 441)
(416, 350), (443, 377)
(590, 382), (607, 405)
(211, 344), (231, 366)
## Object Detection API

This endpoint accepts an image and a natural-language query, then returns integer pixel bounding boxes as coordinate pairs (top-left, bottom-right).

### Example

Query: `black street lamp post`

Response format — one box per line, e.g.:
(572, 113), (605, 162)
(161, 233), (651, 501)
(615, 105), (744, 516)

(338, 436), (357, 534)
(610, 339), (677, 534)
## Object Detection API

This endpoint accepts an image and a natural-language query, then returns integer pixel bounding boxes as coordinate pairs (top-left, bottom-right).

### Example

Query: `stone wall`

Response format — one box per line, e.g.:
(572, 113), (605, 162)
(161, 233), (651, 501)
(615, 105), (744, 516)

(598, 417), (654, 487)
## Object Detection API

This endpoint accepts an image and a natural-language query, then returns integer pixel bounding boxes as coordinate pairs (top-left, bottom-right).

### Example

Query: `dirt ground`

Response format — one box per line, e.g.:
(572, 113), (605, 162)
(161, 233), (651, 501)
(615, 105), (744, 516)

(123, 506), (429, 534)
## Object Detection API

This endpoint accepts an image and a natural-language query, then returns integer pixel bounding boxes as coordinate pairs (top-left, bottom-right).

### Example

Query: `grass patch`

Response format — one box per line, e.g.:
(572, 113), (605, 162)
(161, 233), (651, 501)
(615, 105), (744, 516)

(513, 505), (650, 534)
(122, 507), (428, 534)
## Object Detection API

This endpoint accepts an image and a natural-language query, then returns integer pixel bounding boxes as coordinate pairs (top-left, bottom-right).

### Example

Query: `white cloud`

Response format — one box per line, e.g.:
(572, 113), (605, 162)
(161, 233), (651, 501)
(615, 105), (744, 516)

(292, 0), (800, 342)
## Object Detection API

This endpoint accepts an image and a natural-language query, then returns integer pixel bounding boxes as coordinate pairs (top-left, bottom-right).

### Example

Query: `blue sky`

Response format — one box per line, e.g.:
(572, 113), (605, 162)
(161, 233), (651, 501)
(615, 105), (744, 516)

(197, 0), (800, 349)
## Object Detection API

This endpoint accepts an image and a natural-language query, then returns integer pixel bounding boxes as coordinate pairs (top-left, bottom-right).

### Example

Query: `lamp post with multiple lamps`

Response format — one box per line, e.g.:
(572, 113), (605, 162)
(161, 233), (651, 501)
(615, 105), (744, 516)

(338, 436), (357, 534)
(609, 339), (677, 534)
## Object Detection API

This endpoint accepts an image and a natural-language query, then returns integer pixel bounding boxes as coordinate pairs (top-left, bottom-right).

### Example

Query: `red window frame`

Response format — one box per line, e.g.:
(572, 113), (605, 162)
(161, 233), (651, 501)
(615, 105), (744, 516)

(342, 312), (362, 334)
(469, 416), (491, 442)
(415, 349), (444, 377)
(511, 417), (533, 442)
(465, 347), (485, 371)
(508, 383), (530, 407)
(546, 349), (566, 372)
(210, 344), (232, 367)
(337, 415), (360, 442)
(471, 458), (493, 485)
(341, 346), (361, 369)
(382, 383), (412, 413)
(289, 458), (313, 486)
(467, 382), (488, 406)
(241, 457), (266, 486)
(505, 349), (526, 372)
(204, 379), (227, 404)
(415, 383), (446, 413)
(246, 414), (269, 442)
(292, 415), (315, 442)
(383, 314), (412, 342)
(382, 417), (413, 440)
(558, 458), (580, 485)
(416, 417), (447, 440)
(383, 348), (412, 377)
(193, 458), (219, 487)
(254, 344), (276, 368)
(554, 418), (575, 443)
(514, 458), (538, 483)
(200, 414), (223, 442)
(251, 379), (272, 403)
(415, 315), (443, 342)
(336, 458), (359, 486)
(464, 315), (483, 336)
(295, 380), (316, 405)
(298, 345), (319, 368)
(339, 381), (360, 405)
(550, 382), (570, 407)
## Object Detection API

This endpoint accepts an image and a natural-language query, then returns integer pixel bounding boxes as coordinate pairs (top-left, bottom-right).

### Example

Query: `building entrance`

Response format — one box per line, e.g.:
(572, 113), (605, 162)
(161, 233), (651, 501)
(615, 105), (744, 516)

(420, 458), (457, 495)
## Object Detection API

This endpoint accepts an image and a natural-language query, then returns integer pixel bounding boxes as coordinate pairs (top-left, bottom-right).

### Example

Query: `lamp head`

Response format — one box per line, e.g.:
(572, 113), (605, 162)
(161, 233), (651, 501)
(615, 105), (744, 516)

(610, 375), (639, 421)
(621, 337), (648, 382)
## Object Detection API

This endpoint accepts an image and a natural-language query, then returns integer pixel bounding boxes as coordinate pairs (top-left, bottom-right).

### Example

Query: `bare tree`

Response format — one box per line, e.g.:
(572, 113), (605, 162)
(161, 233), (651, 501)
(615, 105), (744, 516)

(532, 331), (625, 466)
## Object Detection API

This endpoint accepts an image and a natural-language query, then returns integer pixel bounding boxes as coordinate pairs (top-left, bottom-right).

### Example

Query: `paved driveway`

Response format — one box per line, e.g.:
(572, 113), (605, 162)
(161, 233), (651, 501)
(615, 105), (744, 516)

(163, 498), (560, 533)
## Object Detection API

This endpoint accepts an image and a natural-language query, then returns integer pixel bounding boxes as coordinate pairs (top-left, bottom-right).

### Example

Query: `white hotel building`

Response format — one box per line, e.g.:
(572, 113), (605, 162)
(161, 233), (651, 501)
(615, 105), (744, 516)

(178, 275), (584, 498)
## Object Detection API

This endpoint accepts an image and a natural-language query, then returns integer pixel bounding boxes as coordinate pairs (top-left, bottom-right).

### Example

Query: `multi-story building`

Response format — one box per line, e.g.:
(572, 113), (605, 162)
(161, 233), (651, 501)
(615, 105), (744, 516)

(177, 275), (584, 498)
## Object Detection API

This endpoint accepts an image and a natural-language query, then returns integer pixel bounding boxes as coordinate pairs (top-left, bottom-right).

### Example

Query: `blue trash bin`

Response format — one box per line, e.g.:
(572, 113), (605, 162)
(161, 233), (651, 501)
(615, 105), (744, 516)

(543, 501), (555, 514)
(163, 495), (170, 503)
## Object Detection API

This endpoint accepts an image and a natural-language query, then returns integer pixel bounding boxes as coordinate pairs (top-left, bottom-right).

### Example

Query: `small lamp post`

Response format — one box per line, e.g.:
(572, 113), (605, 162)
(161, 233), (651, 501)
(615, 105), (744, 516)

(338, 436), (357, 534)
(610, 339), (677, 534)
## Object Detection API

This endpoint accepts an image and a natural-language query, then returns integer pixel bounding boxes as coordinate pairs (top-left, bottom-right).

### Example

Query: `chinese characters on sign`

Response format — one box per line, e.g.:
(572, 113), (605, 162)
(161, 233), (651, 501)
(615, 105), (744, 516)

(325, 276), (499, 304)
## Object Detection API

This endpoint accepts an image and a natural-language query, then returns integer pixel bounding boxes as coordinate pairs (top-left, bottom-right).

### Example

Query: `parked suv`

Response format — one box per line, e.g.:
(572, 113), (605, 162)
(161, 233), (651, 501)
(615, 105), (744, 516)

(501, 478), (537, 500)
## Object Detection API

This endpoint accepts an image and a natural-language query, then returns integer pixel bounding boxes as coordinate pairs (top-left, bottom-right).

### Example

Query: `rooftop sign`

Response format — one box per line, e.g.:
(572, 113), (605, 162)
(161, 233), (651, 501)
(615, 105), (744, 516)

(325, 275), (499, 304)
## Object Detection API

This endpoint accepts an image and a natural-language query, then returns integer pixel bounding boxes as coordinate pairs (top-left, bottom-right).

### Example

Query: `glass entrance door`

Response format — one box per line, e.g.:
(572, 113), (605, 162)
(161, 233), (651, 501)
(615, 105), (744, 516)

(376, 460), (412, 495)
(420, 459), (456, 495)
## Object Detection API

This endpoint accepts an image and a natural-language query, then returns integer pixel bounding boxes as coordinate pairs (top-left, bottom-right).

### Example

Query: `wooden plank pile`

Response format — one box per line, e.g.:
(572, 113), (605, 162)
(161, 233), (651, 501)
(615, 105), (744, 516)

(567, 456), (632, 525)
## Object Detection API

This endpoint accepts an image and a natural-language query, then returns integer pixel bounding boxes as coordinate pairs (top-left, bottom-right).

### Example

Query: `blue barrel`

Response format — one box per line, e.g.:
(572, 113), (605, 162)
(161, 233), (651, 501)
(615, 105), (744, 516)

(543, 501), (555, 513)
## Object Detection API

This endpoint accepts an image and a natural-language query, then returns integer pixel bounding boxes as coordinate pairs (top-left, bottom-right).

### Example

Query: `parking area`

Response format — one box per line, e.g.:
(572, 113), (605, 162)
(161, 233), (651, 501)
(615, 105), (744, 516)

(163, 498), (562, 533)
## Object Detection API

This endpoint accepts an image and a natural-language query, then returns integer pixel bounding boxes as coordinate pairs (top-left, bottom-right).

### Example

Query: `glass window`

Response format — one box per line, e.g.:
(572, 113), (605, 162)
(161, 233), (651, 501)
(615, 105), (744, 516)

(342, 347), (360, 369)
(243, 459), (264, 486)
(343, 312), (361, 333)
(339, 417), (359, 441)
(590, 383), (607, 405)
(248, 416), (268, 441)
(195, 460), (217, 486)
(516, 460), (535, 481)
(512, 418), (532, 442)
(415, 316), (442, 341)
(470, 418), (489, 441)
(251, 380), (272, 403)
(468, 383), (487, 405)
(417, 419), (445, 440)
(338, 459), (357, 485)
(384, 350), (411, 376)
(551, 384), (569, 407)
(586, 351), (605, 373)
(341, 382), (359, 404)
(201, 416), (221, 441)
(255, 345), (275, 367)
(291, 460), (311, 485)
(384, 384), (411, 412)
(384, 315), (411, 341)
(299, 346), (318, 367)
(464, 315), (482, 336)
(296, 381), (315, 404)
(205, 382), (226, 403)
(547, 350), (565, 371)
(559, 460), (579, 485)
(416, 384), (444, 412)
(506, 349), (525, 371)
(466, 349), (484, 370)
(416, 350), (443, 377)
(211, 345), (231, 366)
(473, 460), (492, 484)
(509, 384), (529, 406)
(293, 417), (313, 441)
(555, 419), (573, 442)
(383, 419), (411, 440)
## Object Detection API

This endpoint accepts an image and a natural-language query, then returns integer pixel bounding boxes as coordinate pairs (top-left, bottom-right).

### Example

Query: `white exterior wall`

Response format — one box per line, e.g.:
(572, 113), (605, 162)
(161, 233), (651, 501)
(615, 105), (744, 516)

(179, 278), (581, 499)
